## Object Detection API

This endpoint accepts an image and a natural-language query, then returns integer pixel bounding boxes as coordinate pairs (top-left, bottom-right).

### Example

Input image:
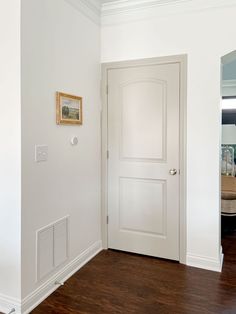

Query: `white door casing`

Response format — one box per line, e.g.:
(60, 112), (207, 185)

(101, 55), (187, 263)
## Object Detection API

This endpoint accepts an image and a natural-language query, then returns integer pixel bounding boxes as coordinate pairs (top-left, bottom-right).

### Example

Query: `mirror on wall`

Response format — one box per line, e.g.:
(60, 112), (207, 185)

(221, 51), (236, 237)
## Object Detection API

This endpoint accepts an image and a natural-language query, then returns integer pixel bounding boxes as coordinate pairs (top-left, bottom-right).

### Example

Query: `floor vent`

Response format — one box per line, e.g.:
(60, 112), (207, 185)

(37, 216), (69, 281)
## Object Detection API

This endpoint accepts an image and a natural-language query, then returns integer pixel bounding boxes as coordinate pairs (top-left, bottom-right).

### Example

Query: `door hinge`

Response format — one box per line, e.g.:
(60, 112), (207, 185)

(107, 215), (109, 224)
(107, 150), (109, 159)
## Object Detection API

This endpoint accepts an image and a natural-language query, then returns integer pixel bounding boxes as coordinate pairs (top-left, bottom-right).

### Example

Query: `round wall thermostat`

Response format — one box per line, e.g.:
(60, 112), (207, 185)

(71, 136), (78, 145)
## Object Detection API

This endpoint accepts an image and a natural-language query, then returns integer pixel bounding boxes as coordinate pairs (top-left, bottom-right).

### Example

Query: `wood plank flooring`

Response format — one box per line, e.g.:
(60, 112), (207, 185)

(30, 232), (236, 314)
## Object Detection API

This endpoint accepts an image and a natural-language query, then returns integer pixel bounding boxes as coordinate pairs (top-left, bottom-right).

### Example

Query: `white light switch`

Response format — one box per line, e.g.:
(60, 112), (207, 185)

(35, 145), (48, 162)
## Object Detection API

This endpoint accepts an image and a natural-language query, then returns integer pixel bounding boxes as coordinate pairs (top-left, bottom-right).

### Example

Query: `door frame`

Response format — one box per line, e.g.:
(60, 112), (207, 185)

(101, 55), (187, 264)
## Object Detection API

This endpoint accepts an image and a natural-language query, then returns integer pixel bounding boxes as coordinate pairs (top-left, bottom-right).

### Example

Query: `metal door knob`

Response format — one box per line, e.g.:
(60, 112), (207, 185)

(169, 169), (177, 176)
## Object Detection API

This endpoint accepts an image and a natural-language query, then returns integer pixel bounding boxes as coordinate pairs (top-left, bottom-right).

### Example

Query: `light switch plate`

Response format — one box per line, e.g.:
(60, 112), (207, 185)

(35, 145), (48, 162)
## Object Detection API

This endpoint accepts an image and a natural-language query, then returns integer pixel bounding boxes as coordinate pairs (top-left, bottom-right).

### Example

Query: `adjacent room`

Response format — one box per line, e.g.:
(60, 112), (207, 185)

(0, 0), (236, 313)
(221, 51), (236, 263)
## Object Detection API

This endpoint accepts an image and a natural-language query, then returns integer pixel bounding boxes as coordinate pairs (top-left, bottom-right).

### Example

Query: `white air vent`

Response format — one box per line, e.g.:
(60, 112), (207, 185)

(54, 219), (68, 267)
(37, 217), (69, 281)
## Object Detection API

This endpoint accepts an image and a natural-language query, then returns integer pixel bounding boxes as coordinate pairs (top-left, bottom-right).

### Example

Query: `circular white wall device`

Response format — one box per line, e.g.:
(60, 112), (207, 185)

(71, 136), (78, 145)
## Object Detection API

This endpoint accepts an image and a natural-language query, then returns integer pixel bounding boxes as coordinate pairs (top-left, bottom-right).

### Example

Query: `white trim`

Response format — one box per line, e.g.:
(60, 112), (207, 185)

(64, 0), (101, 25)
(63, 0), (236, 25)
(101, 55), (187, 264)
(22, 240), (102, 314)
(102, 0), (236, 25)
(0, 241), (102, 314)
(102, 0), (191, 13)
(0, 293), (21, 314)
(102, 0), (192, 14)
(186, 249), (224, 272)
(220, 245), (224, 272)
(220, 246), (224, 272)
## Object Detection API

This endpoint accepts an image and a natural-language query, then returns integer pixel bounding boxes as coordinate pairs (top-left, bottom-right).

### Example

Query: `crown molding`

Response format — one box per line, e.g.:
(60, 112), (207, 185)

(101, 0), (236, 24)
(64, 0), (101, 25)
(102, 0), (190, 14)
(63, 0), (236, 26)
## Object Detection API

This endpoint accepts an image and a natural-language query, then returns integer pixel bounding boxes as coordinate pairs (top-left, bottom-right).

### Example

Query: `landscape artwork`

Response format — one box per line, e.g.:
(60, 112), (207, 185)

(56, 92), (83, 125)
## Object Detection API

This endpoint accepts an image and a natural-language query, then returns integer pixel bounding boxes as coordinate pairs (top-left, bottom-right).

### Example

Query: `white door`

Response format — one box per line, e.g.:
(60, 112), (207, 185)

(107, 61), (180, 261)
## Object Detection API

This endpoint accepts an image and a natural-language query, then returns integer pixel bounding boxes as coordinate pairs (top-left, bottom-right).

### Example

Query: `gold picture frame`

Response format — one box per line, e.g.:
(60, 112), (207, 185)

(56, 92), (83, 125)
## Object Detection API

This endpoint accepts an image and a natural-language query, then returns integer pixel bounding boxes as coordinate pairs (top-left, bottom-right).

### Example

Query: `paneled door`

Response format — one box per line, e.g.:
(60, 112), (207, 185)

(107, 61), (180, 261)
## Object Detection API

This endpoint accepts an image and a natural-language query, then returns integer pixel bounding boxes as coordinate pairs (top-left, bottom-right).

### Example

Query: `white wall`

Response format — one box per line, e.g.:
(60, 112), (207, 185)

(21, 0), (101, 299)
(3, 2), (235, 310)
(0, 0), (21, 304)
(101, 4), (236, 269)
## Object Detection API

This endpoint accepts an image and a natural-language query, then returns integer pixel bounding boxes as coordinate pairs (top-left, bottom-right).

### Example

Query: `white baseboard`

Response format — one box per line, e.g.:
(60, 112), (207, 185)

(22, 240), (102, 314)
(186, 247), (224, 272)
(0, 293), (21, 314)
(0, 240), (102, 314)
(220, 245), (224, 272)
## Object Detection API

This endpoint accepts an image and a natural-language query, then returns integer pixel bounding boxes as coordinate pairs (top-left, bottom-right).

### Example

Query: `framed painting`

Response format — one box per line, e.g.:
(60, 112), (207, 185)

(56, 92), (83, 125)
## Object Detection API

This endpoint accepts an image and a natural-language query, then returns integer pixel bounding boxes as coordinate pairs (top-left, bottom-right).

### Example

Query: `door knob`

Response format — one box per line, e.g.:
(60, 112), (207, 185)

(169, 169), (177, 176)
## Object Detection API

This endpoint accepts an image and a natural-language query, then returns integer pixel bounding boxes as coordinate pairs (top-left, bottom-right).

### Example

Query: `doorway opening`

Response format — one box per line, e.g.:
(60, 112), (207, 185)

(221, 51), (236, 261)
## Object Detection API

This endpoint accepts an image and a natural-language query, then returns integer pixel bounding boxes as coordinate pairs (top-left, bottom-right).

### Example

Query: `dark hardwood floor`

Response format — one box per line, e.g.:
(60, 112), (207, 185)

(30, 232), (236, 314)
